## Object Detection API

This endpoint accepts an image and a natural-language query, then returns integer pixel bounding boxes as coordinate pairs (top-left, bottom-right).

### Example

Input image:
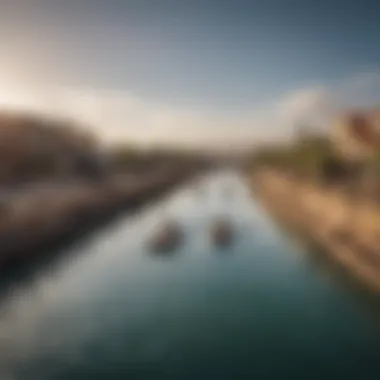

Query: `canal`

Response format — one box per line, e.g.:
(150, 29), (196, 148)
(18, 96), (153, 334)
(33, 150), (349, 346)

(1, 170), (380, 379)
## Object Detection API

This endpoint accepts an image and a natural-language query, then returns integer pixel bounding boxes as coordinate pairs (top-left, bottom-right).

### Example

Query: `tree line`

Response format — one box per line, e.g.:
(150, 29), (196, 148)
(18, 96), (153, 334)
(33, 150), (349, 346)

(0, 110), (210, 185)
(249, 132), (377, 186)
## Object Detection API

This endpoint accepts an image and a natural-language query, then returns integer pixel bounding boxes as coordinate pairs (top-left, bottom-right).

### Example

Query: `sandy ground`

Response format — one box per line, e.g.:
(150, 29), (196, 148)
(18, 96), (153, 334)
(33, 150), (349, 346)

(252, 169), (380, 293)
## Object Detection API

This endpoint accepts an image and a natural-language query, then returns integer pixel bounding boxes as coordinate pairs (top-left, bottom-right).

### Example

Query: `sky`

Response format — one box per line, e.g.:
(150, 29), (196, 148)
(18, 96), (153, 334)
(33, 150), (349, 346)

(0, 0), (380, 149)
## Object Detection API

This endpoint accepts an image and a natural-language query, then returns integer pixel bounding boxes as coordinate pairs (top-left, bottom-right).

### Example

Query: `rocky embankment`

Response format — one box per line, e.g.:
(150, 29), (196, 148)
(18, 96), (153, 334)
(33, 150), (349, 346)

(0, 169), (197, 269)
(252, 169), (380, 293)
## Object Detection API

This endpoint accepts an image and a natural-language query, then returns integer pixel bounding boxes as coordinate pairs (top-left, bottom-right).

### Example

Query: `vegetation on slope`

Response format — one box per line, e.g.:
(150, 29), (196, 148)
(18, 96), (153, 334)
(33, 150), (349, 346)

(249, 132), (365, 185)
(0, 110), (211, 185)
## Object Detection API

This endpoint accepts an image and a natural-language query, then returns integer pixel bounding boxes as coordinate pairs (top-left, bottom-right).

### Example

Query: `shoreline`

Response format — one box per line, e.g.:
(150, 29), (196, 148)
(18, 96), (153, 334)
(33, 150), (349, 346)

(0, 169), (200, 271)
(250, 169), (380, 294)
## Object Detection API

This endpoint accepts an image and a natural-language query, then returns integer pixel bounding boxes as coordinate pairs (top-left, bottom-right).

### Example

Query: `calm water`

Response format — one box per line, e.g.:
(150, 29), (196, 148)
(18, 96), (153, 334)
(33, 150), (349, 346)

(1, 171), (380, 379)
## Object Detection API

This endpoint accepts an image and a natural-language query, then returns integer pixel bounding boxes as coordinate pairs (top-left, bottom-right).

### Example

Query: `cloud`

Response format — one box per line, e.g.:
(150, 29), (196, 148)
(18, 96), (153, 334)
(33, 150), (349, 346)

(272, 71), (380, 138)
(277, 87), (334, 125)
(0, 82), (264, 149)
(0, 70), (380, 149)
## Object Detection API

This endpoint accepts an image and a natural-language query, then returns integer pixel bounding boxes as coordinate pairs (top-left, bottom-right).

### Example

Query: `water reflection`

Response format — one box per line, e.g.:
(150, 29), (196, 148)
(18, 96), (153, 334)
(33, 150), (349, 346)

(221, 184), (235, 201)
(4, 171), (380, 379)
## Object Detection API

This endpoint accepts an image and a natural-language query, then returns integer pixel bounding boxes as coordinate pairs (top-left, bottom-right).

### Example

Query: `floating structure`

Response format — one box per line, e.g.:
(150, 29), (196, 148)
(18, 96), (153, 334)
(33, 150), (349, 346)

(149, 221), (184, 254)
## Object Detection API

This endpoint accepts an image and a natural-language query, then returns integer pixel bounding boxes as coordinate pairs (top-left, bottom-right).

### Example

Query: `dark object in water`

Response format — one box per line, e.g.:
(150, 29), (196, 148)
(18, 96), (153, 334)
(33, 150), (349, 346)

(149, 221), (183, 254)
(211, 218), (234, 248)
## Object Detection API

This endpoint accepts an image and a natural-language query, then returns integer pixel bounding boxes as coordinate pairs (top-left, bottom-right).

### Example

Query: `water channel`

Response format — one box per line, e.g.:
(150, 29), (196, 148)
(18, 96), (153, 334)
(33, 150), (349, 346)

(1, 170), (380, 379)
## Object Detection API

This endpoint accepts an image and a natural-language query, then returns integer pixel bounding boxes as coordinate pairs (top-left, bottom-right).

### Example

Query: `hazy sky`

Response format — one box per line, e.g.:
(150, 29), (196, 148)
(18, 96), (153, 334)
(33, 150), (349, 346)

(0, 0), (380, 148)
